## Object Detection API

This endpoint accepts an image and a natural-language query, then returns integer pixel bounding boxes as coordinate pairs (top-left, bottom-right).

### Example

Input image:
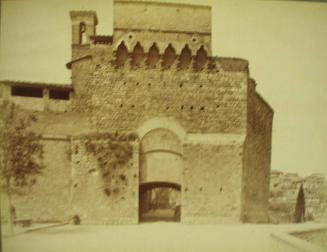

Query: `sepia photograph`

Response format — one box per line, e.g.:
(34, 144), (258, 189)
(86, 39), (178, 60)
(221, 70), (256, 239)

(0, 0), (326, 251)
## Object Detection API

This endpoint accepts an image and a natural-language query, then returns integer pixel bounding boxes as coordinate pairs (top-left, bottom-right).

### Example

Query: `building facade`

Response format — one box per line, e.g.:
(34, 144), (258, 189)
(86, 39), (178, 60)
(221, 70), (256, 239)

(0, 1), (273, 224)
(269, 171), (327, 223)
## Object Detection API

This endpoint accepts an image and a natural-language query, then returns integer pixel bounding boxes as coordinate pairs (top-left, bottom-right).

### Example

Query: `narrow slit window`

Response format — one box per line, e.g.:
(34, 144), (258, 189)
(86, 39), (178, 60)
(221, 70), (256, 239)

(11, 86), (43, 98)
(49, 90), (70, 100)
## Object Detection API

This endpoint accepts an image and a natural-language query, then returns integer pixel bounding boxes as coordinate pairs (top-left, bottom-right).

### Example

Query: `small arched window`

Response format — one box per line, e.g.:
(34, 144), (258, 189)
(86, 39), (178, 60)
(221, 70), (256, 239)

(147, 43), (160, 68)
(79, 22), (87, 44)
(162, 44), (176, 69)
(194, 46), (207, 71)
(116, 41), (128, 67)
(179, 45), (192, 70)
(132, 42), (144, 68)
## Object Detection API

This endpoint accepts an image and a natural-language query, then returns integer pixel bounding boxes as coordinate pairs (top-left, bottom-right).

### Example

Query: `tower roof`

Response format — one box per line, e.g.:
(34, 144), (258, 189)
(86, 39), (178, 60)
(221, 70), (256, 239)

(70, 11), (98, 25)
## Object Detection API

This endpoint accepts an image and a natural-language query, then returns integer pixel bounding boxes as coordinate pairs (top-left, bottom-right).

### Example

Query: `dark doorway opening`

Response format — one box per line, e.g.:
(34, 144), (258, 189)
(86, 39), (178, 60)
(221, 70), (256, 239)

(139, 182), (181, 223)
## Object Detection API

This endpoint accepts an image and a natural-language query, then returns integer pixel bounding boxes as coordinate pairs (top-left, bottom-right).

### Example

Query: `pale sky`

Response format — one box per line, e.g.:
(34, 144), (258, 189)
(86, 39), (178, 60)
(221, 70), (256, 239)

(0, 0), (326, 176)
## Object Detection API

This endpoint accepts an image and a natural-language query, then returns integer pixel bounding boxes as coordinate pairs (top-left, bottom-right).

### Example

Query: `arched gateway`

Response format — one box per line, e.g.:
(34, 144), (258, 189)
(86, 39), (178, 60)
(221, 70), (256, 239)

(139, 128), (183, 222)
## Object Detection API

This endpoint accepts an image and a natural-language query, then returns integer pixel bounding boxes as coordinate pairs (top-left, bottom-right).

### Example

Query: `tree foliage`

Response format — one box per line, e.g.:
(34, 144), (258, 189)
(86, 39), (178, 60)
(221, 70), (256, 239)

(0, 101), (44, 194)
(294, 184), (305, 223)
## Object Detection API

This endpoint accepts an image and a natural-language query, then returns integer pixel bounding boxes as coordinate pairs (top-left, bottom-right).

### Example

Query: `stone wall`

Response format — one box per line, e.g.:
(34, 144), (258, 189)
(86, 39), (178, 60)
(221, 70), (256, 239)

(0, 82), (72, 112)
(182, 138), (244, 224)
(12, 137), (71, 222)
(70, 137), (139, 224)
(71, 54), (249, 135)
(114, 1), (211, 34)
(304, 174), (327, 220)
(9, 96), (45, 112)
(7, 108), (92, 222)
(241, 79), (274, 223)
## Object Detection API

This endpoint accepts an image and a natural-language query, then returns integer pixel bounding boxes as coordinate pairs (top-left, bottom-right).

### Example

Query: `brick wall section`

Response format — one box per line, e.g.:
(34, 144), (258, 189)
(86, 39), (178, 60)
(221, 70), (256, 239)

(242, 79), (273, 223)
(27, 111), (92, 136)
(70, 49), (249, 135)
(12, 138), (71, 222)
(10, 110), (92, 222)
(70, 138), (139, 224)
(182, 142), (244, 224)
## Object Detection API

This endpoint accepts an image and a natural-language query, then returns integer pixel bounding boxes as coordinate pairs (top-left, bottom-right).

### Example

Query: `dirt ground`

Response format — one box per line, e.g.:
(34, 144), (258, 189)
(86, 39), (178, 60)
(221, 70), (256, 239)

(2, 222), (327, 252)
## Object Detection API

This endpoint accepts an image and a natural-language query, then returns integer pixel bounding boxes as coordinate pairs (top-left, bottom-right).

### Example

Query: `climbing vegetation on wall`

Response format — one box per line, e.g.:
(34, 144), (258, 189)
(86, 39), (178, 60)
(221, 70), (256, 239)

(0, 101), (44, 195)
(82, 132), (138, 196)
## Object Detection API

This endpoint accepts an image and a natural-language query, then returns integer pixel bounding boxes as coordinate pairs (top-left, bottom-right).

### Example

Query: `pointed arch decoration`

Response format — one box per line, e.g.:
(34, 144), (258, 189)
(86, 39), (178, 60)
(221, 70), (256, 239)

(131, 42), (144, 68)
(162, 44), (176, 69)
(147, 43), (160, 68)
(116, 41), (128, 67)
(194, 46), (207, 71)
(179, 45), (192, 70)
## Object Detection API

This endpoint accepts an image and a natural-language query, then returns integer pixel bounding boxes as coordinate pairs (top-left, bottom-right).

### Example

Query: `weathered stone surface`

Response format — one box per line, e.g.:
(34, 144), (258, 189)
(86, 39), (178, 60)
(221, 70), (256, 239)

(70, 138), (139, 224)
(242, 87), (273, 223)
(12, 139), (71, 222)
(183, 142), (244, 224)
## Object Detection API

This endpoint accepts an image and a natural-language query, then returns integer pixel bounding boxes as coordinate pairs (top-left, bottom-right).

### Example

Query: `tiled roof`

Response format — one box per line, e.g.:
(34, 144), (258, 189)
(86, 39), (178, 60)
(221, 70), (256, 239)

(90, 35), (113, 44)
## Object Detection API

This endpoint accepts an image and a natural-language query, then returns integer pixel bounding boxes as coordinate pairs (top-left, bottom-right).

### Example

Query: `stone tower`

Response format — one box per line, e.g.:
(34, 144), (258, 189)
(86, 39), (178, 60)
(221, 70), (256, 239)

(64, 0), (273, 224)
(70, 11), (98, 58)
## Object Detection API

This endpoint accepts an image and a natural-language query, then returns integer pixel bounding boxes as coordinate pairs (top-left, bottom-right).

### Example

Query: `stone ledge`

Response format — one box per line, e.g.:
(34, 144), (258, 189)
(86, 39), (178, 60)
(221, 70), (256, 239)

(186, 133), (245, 145)
(270, 226), (327, 252)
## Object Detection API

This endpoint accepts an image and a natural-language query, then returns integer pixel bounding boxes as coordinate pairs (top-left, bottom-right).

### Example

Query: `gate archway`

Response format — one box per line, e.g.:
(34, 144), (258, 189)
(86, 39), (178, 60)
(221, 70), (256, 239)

(138, 128), (183, 222)
(139, 182), (181, 222)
